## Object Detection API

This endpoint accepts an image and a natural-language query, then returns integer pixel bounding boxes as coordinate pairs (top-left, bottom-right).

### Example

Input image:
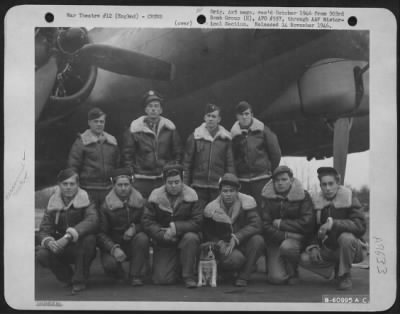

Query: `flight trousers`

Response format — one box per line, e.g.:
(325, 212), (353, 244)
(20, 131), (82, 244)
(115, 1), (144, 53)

(100, 232), (150, 280)
(152, 232), (200, 285)
(300, 232), (364, 278)
(35, 234), (97, 285)
(219, 234), (265, 281)
(266, 238), (302, 284)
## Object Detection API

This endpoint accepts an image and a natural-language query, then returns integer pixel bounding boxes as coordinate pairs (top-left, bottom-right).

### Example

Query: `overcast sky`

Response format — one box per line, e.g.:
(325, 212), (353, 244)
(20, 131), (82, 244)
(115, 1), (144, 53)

(282, 151), (369, 192)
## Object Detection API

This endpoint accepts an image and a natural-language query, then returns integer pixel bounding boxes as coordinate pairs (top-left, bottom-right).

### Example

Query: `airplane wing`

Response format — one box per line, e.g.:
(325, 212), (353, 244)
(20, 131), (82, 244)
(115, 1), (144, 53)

(35, 28), (369, 189)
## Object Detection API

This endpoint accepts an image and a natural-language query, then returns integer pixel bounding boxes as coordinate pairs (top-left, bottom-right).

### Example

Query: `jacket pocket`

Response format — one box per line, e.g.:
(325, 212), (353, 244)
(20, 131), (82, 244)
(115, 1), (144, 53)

(284, 202), (301, 219)
(196, 141), (205, 152)
(139, 152), (156, 170)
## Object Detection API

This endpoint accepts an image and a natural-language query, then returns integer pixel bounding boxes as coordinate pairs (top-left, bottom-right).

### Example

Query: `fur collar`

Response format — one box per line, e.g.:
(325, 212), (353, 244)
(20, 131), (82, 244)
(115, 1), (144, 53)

(312, 186), (352, 210)
(47, 187), (90, 211)
(194, 123), (232, 142)
(105, 188), (144, 210)
(204, 193), (256, 224)
(148, 184), (198, 213)
(230, 117), (264, 138)
(130, 116), (175, 135)
(80, 129), (117, 146)
(261, 178), (305, 201)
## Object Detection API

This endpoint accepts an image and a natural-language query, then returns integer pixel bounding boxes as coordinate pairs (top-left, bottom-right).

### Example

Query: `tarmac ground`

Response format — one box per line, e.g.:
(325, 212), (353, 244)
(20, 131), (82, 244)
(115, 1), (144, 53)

(35, 253), (369, 303)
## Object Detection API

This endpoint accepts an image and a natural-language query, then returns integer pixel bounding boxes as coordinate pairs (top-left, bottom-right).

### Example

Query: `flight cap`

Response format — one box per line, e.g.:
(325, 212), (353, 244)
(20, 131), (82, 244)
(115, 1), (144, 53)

(142, 90), (163, 107)
(110, 168), (134, 181)
(57, 168), (79, 182)
(219, 173), (241, 189)
(272, 165), (293, 178)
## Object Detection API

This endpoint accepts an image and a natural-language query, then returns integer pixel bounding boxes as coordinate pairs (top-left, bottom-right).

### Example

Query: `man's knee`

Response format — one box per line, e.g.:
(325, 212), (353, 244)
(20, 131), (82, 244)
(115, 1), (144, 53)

(247, 234), (265, 250)
(132, 232), (150, 249)
(180, 232), (200, 246)
(338, 233), (357, 249)
(221, 250), (246, 270)
(35, 246), (51, 267)
(300, 252), (312, 266)
(279, 239), (300, 259)
(101, 253), (119, 273)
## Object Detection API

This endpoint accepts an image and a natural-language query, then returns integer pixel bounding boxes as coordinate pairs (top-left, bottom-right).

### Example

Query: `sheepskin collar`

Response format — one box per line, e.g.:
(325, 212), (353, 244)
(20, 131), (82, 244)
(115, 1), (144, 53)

(312, 186), (352, 210)
(148, 184), (198, 213)
(80, 129), (117, 146)
(194, 123), (232, 142)
(47, 187), (90, 211)
(105, 188), (144, 210)
(261, 178), (305, 201)
(230, 117), (264, 138)
(204, 193), (256, 224)
(130, 116), (175, 135)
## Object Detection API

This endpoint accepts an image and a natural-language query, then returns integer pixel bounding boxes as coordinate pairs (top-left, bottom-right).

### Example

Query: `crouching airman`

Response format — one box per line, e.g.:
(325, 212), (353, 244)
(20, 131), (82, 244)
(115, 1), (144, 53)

(142, 163), (204, 288)
(97, 168), (149, 286)
(203, 173), (264, 287)
(300, 167), (367, 290)
(35, 169), (98, 293)
(260, 165), (314, 285)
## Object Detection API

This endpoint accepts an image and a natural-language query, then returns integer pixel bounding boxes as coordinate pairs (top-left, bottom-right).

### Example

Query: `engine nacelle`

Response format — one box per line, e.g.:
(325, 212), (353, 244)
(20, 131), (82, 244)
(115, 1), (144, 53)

(262, 58), (369, 122)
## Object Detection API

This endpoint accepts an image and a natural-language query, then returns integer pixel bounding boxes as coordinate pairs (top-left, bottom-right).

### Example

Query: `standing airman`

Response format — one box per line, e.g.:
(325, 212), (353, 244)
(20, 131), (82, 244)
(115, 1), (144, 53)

(122, 90), (182, 199)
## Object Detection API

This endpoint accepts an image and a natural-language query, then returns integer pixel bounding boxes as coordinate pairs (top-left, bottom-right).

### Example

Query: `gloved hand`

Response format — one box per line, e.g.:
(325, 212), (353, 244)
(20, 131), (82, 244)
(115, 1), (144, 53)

(272, 219), (281, 229)
(216, 240), (228, 256)
(163, 228), (177, 242)
(310, 247), (322, 263)
(47, 240), (63, 254)
(225, 236), (237, 256)
(123, 225), (136, 241)
(317, 223), (330, 241)
(169, 222), (177, 237)
(112, 247), (127, 262)
(55, 236), (70, 250)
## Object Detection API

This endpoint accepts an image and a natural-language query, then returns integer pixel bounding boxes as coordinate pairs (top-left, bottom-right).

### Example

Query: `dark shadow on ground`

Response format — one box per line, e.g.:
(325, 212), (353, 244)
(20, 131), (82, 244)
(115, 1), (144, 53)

(35, 252), (369, 303)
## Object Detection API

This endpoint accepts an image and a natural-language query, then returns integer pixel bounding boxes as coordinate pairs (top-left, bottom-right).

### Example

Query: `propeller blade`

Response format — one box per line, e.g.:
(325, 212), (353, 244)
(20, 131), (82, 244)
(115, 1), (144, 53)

(333, 117), (353, 184)
(77, 44), (175, 81)
(35, 56), (58, 121)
